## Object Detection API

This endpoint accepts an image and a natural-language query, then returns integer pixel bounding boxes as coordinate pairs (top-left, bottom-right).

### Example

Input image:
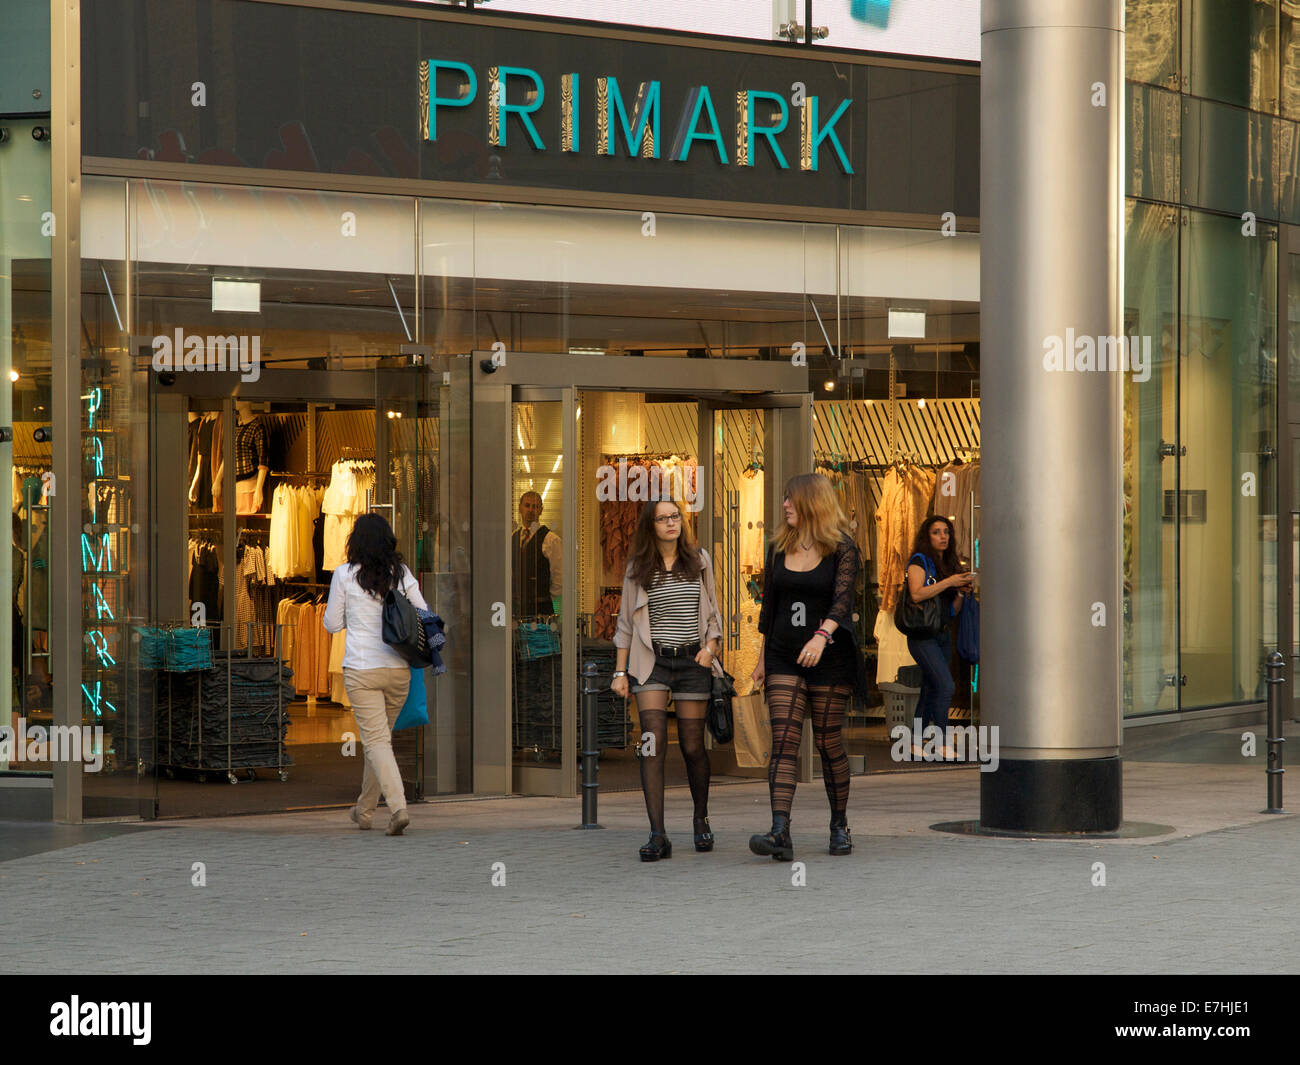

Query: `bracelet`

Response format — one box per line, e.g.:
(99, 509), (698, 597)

(612, 670), (627, 678)
(814, 628), (834, 643)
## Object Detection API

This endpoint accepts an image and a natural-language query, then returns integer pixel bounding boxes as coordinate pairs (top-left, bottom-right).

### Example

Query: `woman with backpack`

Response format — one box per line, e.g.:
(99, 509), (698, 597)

(904, 516), (974, 759)
(323, 512), (428, 836)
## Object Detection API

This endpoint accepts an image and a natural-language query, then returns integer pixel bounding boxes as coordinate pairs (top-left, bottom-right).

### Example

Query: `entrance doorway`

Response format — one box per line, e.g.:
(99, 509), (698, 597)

(472, 351), (810, 798)
(143, 364), (435, 817)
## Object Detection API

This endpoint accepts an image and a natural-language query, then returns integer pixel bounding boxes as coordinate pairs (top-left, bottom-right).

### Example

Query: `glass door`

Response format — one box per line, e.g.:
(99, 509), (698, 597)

(375, 363), (432, 802)
(509, 388), (575, 795)
(702, 396), (811, 776)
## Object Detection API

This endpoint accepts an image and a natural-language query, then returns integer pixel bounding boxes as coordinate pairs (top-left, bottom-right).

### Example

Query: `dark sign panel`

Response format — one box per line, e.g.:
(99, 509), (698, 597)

(82, 0), (977, 219)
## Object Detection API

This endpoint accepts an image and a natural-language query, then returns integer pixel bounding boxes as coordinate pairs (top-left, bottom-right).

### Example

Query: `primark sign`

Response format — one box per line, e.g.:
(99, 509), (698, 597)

(82, 0), (979, 217)
(420, 61), (855, 174)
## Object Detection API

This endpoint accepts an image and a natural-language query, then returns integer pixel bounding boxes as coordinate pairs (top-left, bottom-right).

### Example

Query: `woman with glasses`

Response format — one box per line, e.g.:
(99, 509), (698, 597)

(612, 498), (724, 861)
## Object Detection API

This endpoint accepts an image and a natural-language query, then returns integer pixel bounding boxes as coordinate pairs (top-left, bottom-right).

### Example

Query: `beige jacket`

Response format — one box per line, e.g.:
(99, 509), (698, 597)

(613, 549), (724, 685)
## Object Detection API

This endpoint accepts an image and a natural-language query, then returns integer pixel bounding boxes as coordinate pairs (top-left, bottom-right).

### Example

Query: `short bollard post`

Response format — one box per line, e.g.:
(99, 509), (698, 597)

(576, 660), (604, 829)
(1264, 651), (1286, 814)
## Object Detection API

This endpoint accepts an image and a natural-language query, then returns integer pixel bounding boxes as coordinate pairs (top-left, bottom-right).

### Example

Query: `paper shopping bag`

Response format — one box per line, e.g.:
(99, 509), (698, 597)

(732, 690), (771, 768)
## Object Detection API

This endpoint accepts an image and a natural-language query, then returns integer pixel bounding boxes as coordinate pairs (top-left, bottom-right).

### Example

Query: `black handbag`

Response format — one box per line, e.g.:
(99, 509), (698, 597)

(706, 664), (736, 744)
(382, 585), (432, 666)
(893, 555), (946, 640)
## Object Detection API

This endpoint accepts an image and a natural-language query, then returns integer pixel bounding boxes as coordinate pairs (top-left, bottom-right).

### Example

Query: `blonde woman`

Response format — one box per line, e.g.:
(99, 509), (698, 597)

(749, 473), (864, 860)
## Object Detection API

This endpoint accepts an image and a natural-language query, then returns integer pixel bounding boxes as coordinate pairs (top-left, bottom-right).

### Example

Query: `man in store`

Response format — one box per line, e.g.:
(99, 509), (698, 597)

(512, 491), (562, 616)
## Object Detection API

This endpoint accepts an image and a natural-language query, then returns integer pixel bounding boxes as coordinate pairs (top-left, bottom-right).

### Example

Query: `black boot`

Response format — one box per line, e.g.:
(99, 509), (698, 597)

(829, 813), (852, 856)
(748, 813), (794, 861)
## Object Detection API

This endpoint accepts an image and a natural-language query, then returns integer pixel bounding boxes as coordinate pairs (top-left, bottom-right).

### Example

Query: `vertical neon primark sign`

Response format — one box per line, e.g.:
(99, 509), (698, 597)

(418, 61), (854, 173)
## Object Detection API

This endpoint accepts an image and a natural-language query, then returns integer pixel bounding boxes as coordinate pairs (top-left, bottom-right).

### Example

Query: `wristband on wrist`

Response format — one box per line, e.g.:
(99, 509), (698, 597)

(612, 670), (627, 678)
(814, 628), (833, 643)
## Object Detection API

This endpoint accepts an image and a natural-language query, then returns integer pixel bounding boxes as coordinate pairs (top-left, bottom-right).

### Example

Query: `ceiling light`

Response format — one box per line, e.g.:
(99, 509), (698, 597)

(8, 370), (18, 382)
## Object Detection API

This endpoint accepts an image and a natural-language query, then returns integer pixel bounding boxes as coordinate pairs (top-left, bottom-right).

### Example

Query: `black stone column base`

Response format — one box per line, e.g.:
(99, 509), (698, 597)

(980, 756), (1122, 833)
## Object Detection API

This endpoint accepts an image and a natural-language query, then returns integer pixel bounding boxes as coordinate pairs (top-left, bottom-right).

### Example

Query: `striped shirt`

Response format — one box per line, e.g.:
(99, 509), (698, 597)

(647, 569), (701, 645)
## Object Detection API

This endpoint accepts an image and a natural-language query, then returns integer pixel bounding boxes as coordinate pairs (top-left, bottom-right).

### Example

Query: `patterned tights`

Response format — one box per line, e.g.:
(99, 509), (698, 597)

(764, 675), (852, 818)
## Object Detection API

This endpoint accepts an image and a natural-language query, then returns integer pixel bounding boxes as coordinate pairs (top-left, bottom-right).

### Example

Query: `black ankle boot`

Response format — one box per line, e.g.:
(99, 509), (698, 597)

(693, 817), (714, 852)
(748, 813), (794, 861)
(829, 813), (852, 856)
(639, 832), (672, 862)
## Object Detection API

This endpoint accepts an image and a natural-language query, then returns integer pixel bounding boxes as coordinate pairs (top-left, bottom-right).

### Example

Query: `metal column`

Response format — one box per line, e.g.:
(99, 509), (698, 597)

(979, 0), (1125, 831)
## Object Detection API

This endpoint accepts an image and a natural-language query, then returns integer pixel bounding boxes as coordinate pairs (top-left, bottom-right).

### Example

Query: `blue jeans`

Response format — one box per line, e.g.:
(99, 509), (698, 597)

(906, 630), (954, 736)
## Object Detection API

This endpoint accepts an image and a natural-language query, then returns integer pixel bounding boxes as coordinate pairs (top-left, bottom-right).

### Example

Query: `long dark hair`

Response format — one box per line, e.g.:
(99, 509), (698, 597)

(626, 498), (703, 589)
(909, 515), (960, 579)
(346, 513), (405, 598)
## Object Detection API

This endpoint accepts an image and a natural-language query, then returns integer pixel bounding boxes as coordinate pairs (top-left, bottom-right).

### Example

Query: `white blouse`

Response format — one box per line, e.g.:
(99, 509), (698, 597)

(322, 562), (429, 671)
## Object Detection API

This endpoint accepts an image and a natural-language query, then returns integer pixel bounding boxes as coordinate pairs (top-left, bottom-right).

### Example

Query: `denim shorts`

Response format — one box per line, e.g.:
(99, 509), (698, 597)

(631, 652), (712, 704)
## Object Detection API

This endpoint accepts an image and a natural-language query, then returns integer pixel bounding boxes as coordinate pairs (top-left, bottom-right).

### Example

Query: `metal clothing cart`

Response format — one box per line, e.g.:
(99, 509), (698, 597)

(155, 623), (293, 784)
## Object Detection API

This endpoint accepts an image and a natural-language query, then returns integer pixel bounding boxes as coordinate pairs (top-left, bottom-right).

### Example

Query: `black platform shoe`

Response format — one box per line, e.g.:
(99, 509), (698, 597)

(693, 817), (714, 852)
(639, 832), (672, 861)
(829, 814), (852, 856)
(748, 813), (794, 861)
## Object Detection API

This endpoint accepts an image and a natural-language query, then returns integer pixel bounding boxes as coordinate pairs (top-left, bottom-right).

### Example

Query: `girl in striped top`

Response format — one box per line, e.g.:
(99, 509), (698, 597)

(612, 498), (723, 862)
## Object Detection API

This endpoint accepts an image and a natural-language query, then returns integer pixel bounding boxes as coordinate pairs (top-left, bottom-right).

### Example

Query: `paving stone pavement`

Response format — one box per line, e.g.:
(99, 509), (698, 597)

(3, 761), (1299, 974)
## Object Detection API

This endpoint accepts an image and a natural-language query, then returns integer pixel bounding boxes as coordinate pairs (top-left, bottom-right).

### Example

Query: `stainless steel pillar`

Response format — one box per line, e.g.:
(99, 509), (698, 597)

(49, 0), (83, 822)
(980, 0), (1124, 831)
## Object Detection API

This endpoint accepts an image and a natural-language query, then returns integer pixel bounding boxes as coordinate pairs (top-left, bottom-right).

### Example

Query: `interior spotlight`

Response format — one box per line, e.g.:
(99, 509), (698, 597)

(823, 378), (835, 392)
(32, 126), (49, 142)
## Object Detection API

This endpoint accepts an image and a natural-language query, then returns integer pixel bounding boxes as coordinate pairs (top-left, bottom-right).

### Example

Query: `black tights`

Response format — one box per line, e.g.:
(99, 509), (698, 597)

(637, 695), (710, 835)
(764, 675), (852, 819)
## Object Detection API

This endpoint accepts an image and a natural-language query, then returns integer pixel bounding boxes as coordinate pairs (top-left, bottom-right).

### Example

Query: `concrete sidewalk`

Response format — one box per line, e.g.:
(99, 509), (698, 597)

(2, 732), (1297, 974)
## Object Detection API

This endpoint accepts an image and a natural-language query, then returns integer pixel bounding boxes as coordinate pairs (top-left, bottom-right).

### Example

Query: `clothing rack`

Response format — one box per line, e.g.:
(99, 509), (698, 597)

(338, 447), (374, 460)
(269, 470), (329, 482)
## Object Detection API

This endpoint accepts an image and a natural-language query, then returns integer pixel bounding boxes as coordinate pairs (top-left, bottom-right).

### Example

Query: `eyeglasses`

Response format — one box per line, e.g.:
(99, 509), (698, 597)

(654, 514), (682, 524)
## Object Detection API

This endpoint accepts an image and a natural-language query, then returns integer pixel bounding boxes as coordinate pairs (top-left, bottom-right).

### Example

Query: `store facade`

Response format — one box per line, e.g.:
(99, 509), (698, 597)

(0, 0), (1288, 823)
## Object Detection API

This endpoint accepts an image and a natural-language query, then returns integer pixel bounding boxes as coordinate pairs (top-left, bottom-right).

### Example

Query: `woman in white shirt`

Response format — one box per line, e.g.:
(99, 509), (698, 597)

(323, 513), (428, 836)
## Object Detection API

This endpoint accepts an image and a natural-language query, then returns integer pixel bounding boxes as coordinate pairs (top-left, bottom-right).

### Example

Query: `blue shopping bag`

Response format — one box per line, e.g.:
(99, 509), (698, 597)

(394, 667), (429, 730)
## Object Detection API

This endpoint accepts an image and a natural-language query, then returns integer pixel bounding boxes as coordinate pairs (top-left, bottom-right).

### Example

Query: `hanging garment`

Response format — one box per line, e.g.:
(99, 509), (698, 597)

(874, 608), (916, 685)
(315, 602), (332, 697)
(321, 461), (374, 570)
(294, 602), (317, 696)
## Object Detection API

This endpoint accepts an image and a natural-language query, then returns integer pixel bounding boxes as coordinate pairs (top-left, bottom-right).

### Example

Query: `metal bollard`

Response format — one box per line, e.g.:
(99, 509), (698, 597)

(1264, 651), (1286, 814)
(575, 660), (604, 829)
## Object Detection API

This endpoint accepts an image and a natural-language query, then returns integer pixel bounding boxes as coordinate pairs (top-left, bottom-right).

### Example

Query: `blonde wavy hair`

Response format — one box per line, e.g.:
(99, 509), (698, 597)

(772, 473), (851, 556)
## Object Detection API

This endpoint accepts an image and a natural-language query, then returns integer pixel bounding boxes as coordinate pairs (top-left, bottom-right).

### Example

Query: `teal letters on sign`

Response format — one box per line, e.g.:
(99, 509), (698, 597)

(807, 96), (853, 174)
(606, 77), (661, 158)
(672, 85), (727, 164)
(497, 66), (546, 150)
(425, 60), (477, 140)
(746, 90), (789, 169)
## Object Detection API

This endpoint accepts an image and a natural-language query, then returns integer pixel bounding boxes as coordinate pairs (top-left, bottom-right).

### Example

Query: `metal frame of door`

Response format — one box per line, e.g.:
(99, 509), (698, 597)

(146, 364), (434, 813)
(472, 351), (810, 797)
(1280, 226), (1299, 721)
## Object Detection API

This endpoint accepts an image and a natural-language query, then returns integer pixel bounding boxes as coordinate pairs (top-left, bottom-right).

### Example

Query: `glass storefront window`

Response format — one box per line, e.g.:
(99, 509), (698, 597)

(1127, 0), (1180, 89)
(1123, 199), (1179, 716)
(1178, 209), (1276, 710)
(1185, 0), (1279, 113)
(1, 118), (53, 774)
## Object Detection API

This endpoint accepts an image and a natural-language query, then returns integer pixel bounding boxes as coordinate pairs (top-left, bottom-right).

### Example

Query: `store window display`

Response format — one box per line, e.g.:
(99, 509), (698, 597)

(234, 401), (269, 515)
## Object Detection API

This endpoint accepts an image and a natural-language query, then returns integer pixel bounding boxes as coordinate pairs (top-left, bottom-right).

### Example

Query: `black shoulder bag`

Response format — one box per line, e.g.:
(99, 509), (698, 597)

(893, 554), (946, 640)
(382, 582), (432, 666)
(707, 661), (736, 745)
